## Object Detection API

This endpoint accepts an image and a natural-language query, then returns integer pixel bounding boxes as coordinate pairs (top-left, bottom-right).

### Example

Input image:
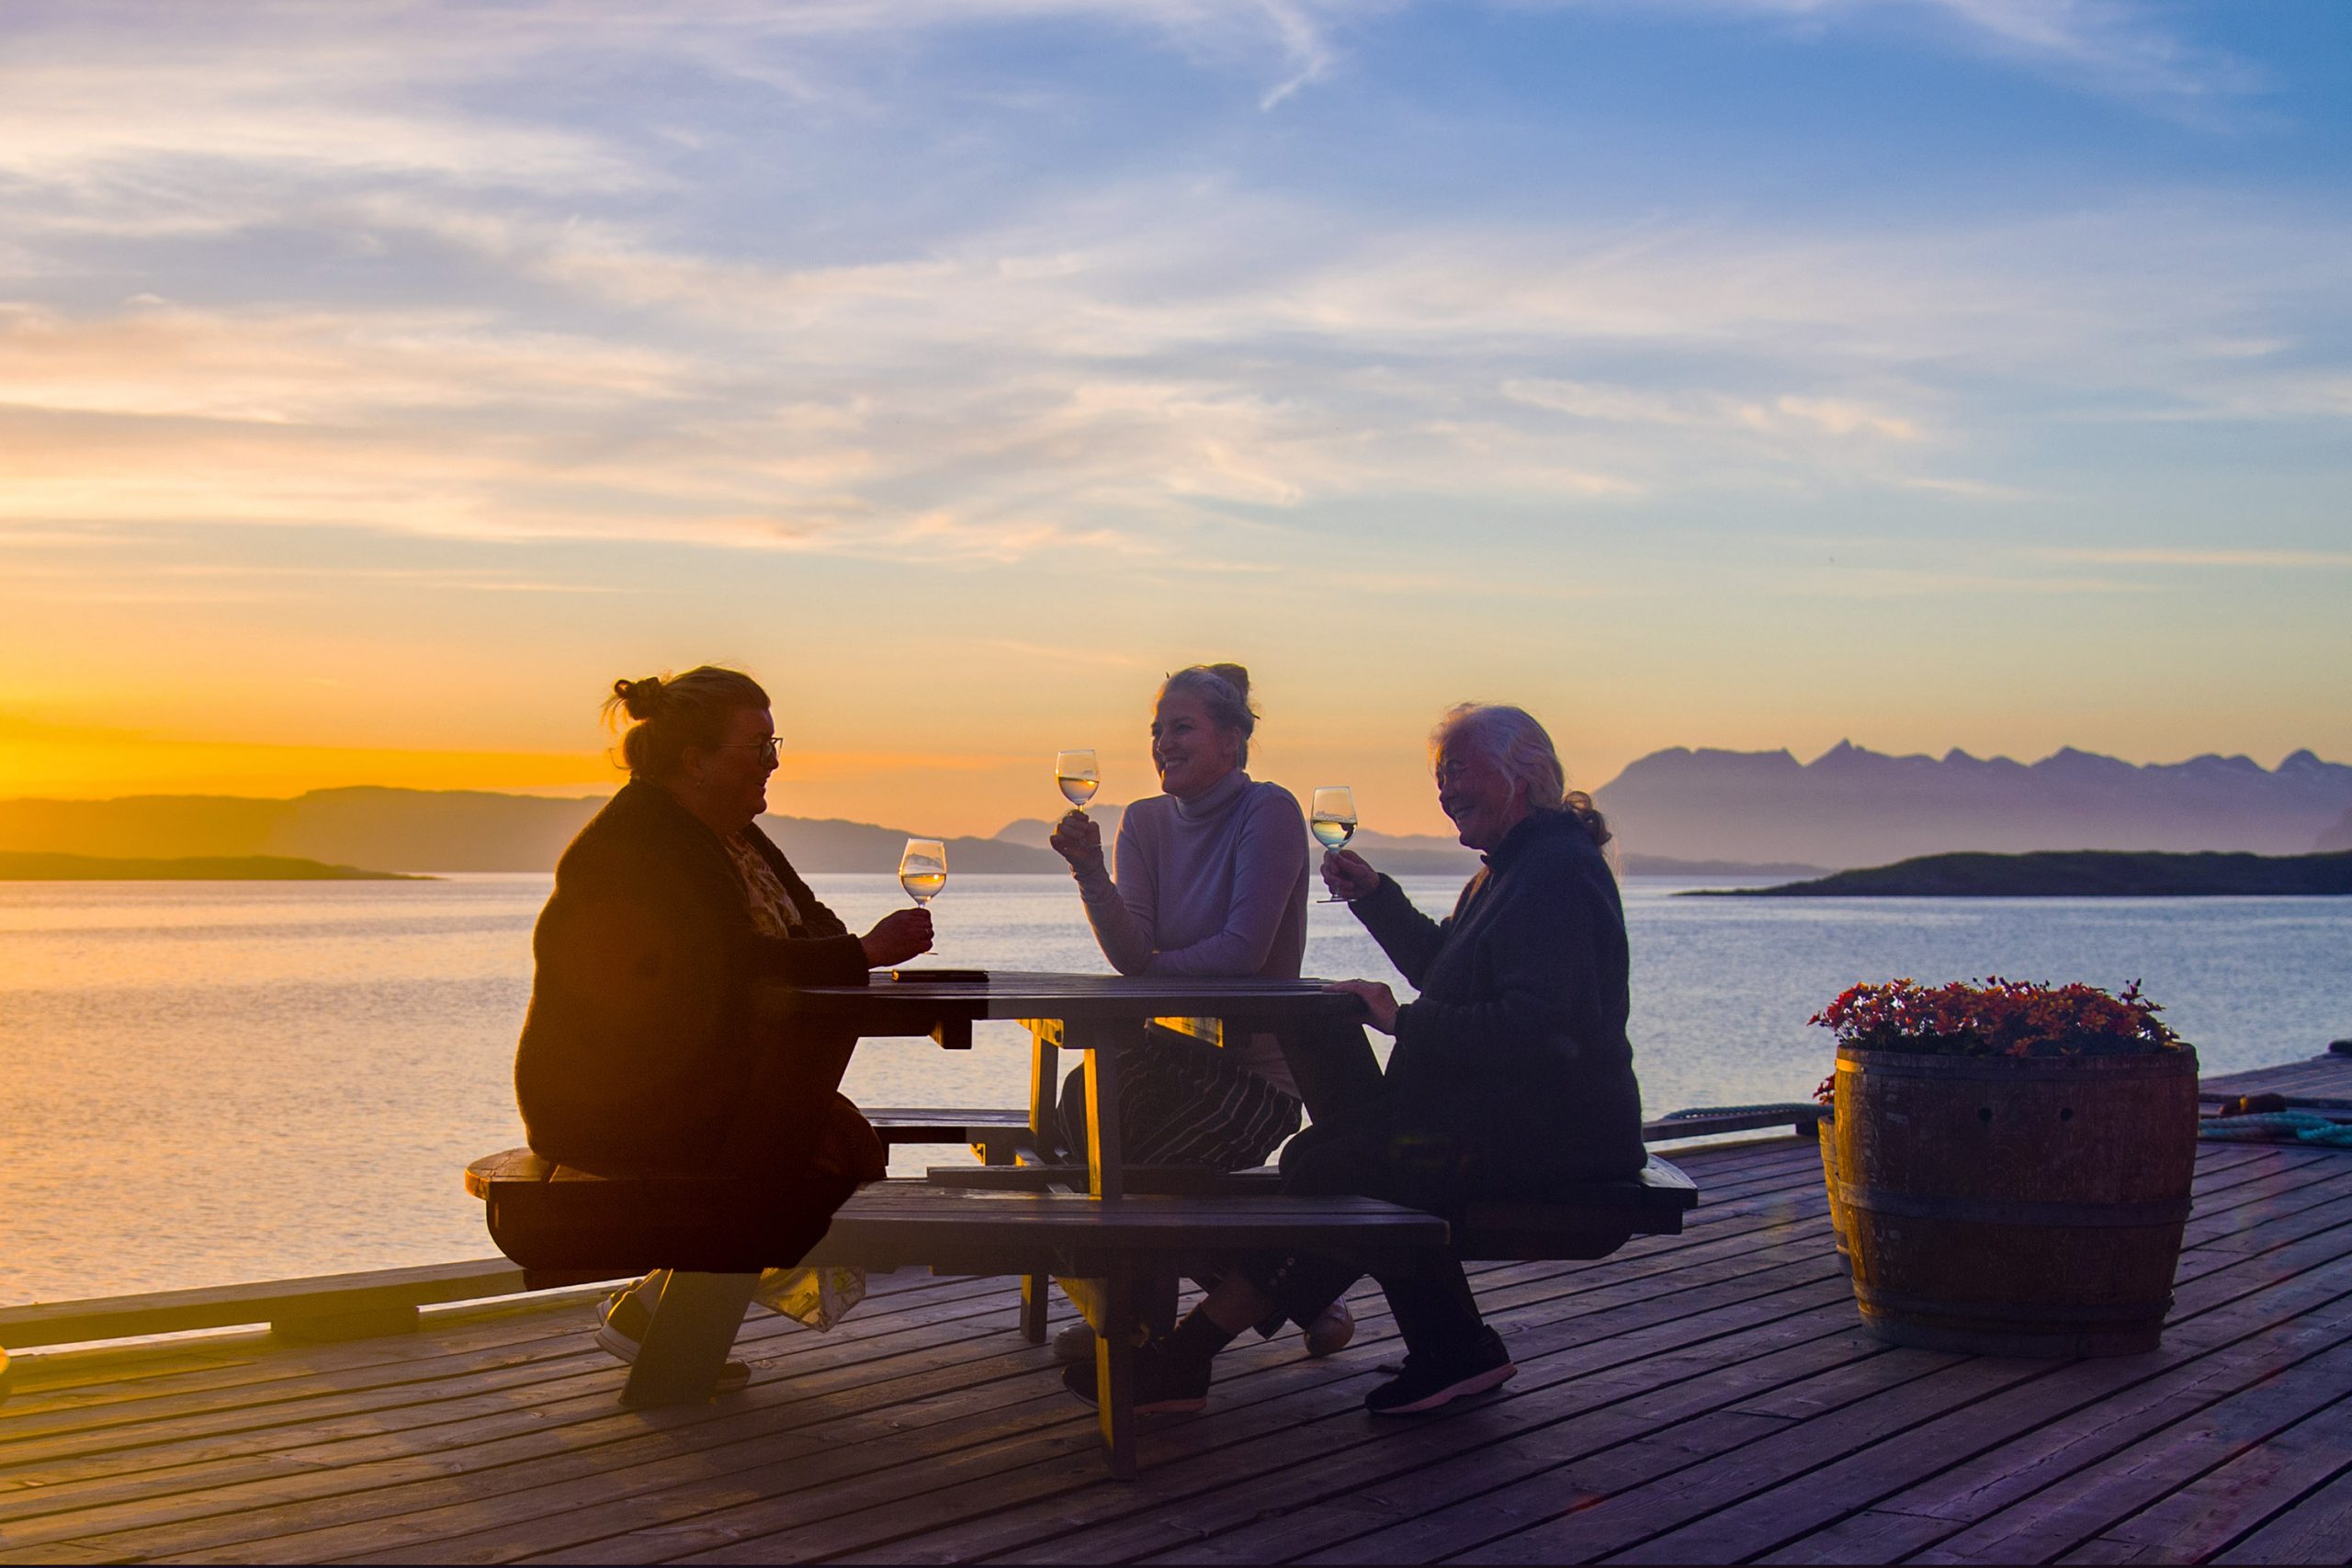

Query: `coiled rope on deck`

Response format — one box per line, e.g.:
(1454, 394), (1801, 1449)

(2199, 1111), (2352, 1148)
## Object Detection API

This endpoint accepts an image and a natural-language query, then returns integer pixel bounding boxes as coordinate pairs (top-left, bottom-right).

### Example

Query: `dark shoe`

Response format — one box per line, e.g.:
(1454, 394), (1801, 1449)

(1059, 1343), (1210, 1415)
(594, 1290), (752, 1394)
(1363, 1327), (1514, 1416)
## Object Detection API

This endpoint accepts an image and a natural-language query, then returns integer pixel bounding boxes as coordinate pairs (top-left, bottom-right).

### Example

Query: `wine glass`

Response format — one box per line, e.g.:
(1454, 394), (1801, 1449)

(898, 838), (947, 905)
(1055, 750), (1101, 812)
(1310, 786), (1358, 903)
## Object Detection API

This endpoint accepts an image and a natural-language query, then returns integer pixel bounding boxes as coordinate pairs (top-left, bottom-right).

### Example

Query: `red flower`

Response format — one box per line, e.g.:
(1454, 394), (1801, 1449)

(1809, 976), (2184, 1059)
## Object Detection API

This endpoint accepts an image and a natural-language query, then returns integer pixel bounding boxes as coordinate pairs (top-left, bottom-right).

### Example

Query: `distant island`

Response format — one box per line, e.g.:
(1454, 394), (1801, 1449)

(0, 852), (427, 882)
(1696, 850), (2352, 898)
(1619, 855), (1827, 880)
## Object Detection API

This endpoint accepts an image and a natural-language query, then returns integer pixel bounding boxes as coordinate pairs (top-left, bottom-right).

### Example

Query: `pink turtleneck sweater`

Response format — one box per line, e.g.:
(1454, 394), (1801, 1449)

(1071, 769), (1310, 1096)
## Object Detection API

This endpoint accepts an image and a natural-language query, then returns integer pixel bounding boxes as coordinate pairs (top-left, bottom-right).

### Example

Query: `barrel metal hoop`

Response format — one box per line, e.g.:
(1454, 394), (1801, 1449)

(1854, 1284), (2175, 1325)
(1838, 1184), (2192, 1228)
(1834, 1051), (2197, 1085)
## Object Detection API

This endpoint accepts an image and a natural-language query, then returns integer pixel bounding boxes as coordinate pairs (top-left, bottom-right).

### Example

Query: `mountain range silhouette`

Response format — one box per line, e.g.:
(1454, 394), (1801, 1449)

(0, 743), (2343, 874)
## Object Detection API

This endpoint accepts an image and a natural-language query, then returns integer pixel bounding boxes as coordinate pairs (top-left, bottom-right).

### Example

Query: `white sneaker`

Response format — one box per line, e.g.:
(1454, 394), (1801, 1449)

(1304, 1300), (1356, 1357)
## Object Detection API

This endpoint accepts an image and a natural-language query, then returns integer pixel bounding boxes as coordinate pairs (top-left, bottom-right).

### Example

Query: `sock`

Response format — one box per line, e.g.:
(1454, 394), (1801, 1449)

(1167, 1307), (1239, 1371)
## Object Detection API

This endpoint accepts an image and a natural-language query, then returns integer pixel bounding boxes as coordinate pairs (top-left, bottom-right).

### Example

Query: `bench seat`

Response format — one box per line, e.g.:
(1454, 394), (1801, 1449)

(1457, 1156), (1698, 1258)
(804, 1187), (1445, 1278)
(464, 1150), (1444, 1280)
(465, 1147), (856, 1280)
(922, 1153), (1698, 1260)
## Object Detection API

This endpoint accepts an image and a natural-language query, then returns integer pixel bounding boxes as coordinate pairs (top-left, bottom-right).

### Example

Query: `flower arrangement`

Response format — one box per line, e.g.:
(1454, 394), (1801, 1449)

(1813, 976), (2184, 1066)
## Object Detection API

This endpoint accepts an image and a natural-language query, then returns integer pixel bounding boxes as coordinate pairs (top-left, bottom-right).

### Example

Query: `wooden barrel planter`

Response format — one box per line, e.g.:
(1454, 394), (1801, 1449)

(1833, 1044), (2199, 1358)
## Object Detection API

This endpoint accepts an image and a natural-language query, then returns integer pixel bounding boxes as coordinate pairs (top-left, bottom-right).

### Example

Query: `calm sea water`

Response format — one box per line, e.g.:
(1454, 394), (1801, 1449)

(3, 873), (2346, 1303)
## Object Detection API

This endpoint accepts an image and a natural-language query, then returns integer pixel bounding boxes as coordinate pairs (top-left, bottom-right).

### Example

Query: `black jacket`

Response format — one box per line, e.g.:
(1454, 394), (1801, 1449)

(1354, 808), (1646, 1187)
(514, 780), (869, 1172)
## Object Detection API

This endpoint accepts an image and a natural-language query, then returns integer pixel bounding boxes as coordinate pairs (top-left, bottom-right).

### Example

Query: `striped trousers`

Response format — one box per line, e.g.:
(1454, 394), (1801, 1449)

(1057, 1023), (1303, 1171)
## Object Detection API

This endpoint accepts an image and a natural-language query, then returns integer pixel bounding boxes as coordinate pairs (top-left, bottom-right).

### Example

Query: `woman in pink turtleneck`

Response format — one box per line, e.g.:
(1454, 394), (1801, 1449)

(1046, 663), (1352, 1359)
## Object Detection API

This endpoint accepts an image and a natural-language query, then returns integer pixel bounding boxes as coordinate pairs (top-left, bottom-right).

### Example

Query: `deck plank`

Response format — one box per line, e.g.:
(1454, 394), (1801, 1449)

(2210, 1457), (2352, 1564)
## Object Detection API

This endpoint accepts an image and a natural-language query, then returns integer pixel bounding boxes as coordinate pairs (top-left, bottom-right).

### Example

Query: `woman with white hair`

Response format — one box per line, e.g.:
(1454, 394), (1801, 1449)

(1065, 702), (1644, 1416)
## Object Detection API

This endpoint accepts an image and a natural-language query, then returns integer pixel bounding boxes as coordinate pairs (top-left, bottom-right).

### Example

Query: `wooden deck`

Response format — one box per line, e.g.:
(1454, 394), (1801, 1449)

(5, 1055), (2352, 1564)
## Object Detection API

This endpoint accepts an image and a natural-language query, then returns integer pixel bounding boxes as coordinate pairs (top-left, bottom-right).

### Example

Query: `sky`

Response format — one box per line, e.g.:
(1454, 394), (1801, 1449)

(1, 0), (2347, 838)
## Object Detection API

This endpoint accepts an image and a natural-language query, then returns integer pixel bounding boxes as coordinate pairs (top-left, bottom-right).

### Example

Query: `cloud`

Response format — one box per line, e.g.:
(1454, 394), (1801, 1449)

(1892, 475), (2031, 502)
(1911, 0), (2263, 106)
(1610, 0), (2264, 111)
(2035, 547), (2352, 570)
(987, 638), (1151, 666)
(1504, 379), (1922, 441)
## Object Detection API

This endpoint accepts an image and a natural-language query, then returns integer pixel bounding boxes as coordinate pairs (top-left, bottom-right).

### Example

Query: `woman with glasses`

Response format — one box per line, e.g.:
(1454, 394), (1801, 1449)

(515, 666), (933, 1385)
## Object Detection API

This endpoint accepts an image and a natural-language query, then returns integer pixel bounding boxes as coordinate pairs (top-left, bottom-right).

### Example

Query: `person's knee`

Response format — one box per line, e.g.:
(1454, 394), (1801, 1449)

(813, 1093), (887, 1184)
(1278, 1119), (1385, 1196)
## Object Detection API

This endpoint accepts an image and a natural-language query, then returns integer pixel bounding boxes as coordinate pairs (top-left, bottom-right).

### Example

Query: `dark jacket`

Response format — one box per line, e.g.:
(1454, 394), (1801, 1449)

(514, 780), (869, 1173)
(1353, 808), (1646, 1189)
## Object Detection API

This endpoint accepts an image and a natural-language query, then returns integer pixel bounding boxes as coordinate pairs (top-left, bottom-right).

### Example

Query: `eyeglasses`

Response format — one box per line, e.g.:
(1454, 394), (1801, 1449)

(720, 738), (783, 761)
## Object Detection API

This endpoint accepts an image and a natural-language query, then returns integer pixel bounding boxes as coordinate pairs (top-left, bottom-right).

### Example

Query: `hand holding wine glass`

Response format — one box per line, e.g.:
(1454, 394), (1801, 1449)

(1320, 847), (1379, 903)
(1310, 785), (1361, 903)
(1048, 809), (1103, 874)
(860, 908), (933, 967)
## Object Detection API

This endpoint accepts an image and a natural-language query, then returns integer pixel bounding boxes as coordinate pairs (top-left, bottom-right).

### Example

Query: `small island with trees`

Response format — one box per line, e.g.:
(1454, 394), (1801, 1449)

(1694, 849), (2352, 897)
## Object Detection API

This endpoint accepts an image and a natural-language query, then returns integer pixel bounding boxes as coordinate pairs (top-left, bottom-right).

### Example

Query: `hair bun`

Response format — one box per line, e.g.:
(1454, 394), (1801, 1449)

(1564, 789), (1612, 849)
(613, 675), (664, 719)
(1205, 662), (1250, 703)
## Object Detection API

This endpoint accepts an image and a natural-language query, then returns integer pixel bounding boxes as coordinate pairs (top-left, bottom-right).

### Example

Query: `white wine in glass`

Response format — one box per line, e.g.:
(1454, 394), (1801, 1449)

(1055, 750), (1101, 810)
(1310, 785), (1358, 902)
(899, 838), (947, 905)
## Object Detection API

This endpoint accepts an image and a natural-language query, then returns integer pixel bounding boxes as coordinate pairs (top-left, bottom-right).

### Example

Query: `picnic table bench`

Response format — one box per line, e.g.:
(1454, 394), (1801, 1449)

(923, 1154), (1700, 1258)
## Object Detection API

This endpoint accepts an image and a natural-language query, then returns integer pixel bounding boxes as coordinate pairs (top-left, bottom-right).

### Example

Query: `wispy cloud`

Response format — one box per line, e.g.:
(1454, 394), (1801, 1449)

(1620, 0), (2265, 111)
(2036, 547), (2352, 570)
(1505, 378), (1923, 441)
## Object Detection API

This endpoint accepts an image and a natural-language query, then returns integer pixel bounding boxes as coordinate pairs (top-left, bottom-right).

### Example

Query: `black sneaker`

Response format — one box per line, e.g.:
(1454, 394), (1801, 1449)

(1363, 1328), (1515, 1416)
(1059, 1343), (1211, 1415)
